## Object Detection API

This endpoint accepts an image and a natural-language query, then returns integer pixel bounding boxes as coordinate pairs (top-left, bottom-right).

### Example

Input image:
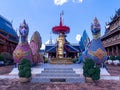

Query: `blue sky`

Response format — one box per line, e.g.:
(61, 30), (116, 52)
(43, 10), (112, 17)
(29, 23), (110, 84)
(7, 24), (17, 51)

(0, 0), (120, 49)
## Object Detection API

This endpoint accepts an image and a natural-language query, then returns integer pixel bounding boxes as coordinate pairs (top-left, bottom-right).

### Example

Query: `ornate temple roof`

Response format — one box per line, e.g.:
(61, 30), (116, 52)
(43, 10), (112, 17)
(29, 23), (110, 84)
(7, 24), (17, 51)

(0, 15), (17, 37)
(65, 44), (80, 52)
(45, 43), (80, 53)
(102, 8), (120, 40)
(0, 15), (18, 43)
(116, 8), (120, 15)
(109, 8), (120, 25)
(45, 44), (57, 53)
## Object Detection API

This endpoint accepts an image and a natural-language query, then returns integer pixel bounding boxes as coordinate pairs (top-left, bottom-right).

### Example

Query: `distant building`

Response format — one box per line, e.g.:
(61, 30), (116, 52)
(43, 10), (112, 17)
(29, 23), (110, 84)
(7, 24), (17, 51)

(45, 42), (80, 58)
(0, 15), (18, 54)
(101, 8), (120, 56)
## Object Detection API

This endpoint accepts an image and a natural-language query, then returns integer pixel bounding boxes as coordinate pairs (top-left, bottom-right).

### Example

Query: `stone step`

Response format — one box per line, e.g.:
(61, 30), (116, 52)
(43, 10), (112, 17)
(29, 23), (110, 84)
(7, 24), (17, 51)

(34, 76), (83, 78)
(31, 67), (84, 83)
(42, 70), (75, 73)
(44, 68), (73, 71)
(31, 77), (85, 83)
(36, 73), (80, 77)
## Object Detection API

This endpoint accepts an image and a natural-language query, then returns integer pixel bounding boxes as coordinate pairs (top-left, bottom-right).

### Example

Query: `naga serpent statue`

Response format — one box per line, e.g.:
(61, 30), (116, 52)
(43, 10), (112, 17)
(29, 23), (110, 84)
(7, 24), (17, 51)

(82, 17), (107, 64)
(13, 20), (42, 65)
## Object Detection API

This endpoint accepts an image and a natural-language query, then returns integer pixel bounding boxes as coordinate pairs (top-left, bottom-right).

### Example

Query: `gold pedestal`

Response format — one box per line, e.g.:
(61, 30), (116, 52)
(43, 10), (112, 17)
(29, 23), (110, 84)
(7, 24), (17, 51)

(50, 58), (72, 64)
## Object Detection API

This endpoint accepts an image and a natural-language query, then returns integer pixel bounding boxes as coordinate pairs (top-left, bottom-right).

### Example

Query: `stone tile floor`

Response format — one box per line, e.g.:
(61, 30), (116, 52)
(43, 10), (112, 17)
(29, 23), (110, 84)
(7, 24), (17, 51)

(0, 63), (120, 90)
(0, 79), (120, 90)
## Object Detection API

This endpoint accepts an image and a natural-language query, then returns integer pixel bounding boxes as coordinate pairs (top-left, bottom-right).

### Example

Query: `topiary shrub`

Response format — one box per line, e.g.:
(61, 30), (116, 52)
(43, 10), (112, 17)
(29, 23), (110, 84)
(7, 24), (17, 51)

(116, 56), (120, 60)
(0, 54), (4, 61)
(44, 58), (48, 63)
(72, 58), (78, 63)
(83, 58), (100, 83)
(83, 59), (94, 77)
(109, 56), (115, 60)
(91, 67), (100, 81)
(18, 58), (31, 79)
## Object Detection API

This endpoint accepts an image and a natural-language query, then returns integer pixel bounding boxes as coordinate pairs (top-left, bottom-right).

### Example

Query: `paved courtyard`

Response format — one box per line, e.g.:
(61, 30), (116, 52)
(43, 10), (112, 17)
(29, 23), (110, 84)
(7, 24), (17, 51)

(0, 63), (119, 82)
(0, 63), (120, 90)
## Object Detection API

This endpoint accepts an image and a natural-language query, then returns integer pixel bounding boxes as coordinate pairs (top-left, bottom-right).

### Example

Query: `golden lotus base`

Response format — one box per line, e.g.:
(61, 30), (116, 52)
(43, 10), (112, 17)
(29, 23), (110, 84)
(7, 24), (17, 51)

(50, 58), (72, 64)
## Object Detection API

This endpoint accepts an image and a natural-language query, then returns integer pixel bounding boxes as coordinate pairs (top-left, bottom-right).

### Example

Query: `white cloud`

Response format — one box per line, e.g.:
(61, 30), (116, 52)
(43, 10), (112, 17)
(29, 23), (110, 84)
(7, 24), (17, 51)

(72, 0), (83, 3)
(76, 34), (81, 42)
(54, 0), (68, 6)
(78, 0), (83, 3)
(54, 0), (83, 6)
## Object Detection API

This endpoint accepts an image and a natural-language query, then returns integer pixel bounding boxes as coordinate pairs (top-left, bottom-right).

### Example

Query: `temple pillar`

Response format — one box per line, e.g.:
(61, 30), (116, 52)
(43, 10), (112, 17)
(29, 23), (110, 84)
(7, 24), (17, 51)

(112, 47), (114, 56)
(110, 47), (112, 56)
(119, 45), (120, 55)
(106, 48), (109, 56)
(116, 45), (119, 56)
(108, 48), (110, 56)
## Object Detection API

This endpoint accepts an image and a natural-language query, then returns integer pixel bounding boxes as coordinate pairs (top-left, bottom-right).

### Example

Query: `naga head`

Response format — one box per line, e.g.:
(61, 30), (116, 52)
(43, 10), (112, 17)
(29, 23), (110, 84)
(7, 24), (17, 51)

(19, 20), (29, 42)
(91, 17), (101, 39)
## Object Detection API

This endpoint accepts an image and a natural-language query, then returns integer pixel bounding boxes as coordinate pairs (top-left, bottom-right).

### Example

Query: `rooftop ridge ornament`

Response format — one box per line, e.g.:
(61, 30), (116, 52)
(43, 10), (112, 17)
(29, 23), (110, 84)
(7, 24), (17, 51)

(60, 11), (64, 26)
(49, 32), (53, 44)
(91, 17), (101, 39)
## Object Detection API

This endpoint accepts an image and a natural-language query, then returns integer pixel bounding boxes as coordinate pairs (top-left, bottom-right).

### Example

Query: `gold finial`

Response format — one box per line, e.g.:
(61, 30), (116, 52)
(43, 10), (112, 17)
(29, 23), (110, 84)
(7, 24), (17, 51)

(60, 11), (64, 26)
(94, 17), (99, 24)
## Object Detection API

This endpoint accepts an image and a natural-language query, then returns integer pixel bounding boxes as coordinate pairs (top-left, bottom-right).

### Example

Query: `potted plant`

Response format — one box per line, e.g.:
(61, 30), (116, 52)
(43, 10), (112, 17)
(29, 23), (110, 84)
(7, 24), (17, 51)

(18, 58), (31, 82)
(72, 58), (78, 63)
(83, 58), (100, 83)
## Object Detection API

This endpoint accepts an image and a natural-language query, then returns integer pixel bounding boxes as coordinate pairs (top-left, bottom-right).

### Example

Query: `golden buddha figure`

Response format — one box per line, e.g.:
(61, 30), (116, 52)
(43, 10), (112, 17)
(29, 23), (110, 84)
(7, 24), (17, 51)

(56, 33), (65, 58)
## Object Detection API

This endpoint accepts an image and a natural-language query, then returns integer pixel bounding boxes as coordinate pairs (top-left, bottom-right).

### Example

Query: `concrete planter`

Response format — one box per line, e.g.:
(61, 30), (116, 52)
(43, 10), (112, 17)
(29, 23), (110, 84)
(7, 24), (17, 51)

(107, 60), (113, 64)
(0, 61), (4, 65)
(19, 77), (31, 83)
(85, 77), (93, 83)
(113, 60), (120, 65)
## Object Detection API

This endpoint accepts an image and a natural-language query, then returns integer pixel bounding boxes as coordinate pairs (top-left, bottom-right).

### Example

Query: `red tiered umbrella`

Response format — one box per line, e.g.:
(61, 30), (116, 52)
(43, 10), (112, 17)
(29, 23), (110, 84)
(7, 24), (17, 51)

(52, 11), (70, 34)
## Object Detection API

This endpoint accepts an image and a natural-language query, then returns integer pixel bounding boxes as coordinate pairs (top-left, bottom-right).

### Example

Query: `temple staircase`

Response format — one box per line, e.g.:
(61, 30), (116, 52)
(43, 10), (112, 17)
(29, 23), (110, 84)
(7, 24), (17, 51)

(31, 67), (84, 83)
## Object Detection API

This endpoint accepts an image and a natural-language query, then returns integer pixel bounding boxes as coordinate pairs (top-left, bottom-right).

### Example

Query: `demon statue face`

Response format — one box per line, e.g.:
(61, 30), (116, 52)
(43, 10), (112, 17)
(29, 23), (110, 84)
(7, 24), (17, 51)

(19, 20), (29, 42)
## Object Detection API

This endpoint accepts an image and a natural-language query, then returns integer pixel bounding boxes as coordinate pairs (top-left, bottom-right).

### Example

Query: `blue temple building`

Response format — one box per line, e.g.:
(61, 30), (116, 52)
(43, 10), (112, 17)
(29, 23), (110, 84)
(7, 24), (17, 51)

(45, 40), (80, 58)
(0, 15), (18, 54)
